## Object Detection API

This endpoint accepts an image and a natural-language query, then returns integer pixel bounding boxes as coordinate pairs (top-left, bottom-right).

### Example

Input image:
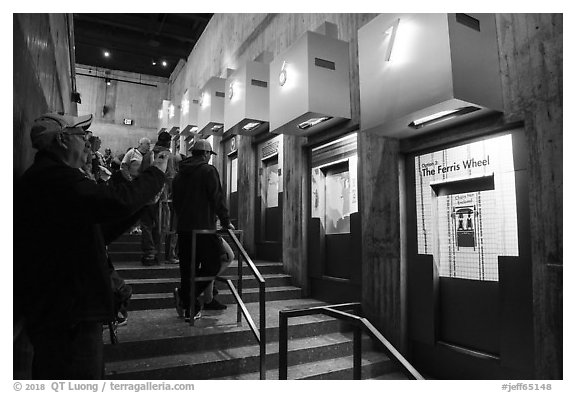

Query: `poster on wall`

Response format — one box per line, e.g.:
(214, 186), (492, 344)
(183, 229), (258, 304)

(265, 162), (279, 208)
(415, 134), (519, 281)
(258, 135), (283, 207)
(311, 157), (358, 235)
(230, 157), (238, 193)
(325, 169), (351, 234)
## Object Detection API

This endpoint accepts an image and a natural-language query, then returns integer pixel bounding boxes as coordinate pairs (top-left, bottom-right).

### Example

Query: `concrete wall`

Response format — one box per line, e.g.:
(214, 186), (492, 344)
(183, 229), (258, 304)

(496, 13), (563, 380)
(167, 13), (562, 379)
(76, 65), (169, 156)
(13, 14), (77, 177)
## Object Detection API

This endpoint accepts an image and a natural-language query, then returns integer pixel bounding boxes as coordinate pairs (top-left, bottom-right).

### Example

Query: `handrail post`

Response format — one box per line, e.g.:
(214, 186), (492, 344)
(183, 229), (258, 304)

(259, 283), (266, 380)
(353, 325), (362, 380)
(189, 231), (197, 326)
(237, 233), (243, 326)
(279, 311), (288, 380)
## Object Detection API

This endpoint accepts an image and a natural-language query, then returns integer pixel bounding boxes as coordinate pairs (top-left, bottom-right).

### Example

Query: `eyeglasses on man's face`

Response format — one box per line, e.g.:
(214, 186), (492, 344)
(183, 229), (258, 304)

(63, 128), (89, 141)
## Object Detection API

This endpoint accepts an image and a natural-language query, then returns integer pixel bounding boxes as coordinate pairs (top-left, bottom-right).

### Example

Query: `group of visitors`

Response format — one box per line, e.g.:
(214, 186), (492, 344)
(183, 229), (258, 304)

(14, 111), (235, 379)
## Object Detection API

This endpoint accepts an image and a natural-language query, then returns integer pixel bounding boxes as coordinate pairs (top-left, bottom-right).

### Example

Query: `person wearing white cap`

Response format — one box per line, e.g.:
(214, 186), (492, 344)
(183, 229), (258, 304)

(172, 139), (235, 321)
(14, 112), (169, 379)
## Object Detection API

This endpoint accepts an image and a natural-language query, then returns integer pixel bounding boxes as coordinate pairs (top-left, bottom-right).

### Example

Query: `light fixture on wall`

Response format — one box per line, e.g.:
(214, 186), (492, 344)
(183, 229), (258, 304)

(104, 50), (110, 58)
(297, 116), (332, 130)
(105, 78), (111, 86)
(408, 106), (480, 129)
(279, 61), (288, 86)
(383, 19), (400, 62)
(228, 82), (235, 100)
(242, 122), (261, 132)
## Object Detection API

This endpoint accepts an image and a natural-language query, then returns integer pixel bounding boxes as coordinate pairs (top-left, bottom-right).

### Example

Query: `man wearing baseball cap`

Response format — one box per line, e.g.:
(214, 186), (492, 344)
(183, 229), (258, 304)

(14, 112), (169, 379)
(172, 139), (234, 321)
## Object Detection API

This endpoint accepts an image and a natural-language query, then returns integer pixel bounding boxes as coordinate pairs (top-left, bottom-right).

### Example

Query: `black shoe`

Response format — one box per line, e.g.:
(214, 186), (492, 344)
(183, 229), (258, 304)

(174, 288), (184, 317)
(116, 315), (128, 327)
(204, 298), (227, 310)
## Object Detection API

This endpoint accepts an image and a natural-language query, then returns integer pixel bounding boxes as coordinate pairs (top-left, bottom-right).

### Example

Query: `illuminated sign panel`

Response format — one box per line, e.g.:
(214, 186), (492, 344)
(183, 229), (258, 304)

(415, 134), (518, 281)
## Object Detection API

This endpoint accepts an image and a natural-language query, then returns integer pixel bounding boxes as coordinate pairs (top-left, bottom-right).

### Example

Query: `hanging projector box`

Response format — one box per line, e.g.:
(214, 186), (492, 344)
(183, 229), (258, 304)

(269, 23), (351, 137)
(358, 13), (503, 138)
(198, 77), (226, 136)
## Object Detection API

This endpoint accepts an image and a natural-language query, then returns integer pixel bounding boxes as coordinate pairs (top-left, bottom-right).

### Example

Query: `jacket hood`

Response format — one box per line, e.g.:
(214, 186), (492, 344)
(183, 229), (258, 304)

(152, 144), (170, 154)
(179, 155), (207, 174)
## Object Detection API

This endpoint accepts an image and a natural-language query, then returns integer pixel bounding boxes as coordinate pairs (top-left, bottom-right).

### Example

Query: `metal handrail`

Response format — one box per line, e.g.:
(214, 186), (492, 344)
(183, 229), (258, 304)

(189, 228), (266, 380)
(279, 302), (423, 380)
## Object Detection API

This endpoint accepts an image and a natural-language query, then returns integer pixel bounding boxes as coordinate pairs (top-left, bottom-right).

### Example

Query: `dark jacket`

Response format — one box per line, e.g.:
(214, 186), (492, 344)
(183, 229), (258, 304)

(172, 155), (230, 231)
(14, 151), (165, 332)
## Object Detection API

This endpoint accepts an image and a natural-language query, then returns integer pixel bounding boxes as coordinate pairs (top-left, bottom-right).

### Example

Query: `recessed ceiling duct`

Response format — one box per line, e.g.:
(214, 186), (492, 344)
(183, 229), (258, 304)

(358, 13), (503, 138)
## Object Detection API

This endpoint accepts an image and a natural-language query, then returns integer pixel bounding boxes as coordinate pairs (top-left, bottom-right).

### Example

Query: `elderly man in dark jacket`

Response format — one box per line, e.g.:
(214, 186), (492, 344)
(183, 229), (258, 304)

(14, 112), (168, 379)
(172, 139), (234, 322)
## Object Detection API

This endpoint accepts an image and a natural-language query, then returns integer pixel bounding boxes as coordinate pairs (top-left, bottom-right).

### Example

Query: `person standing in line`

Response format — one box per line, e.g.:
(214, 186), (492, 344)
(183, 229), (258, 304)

(120, 137), (150, 181)
(103, 148), (113, 168)
(14, 112), (168, 379)
(138, 131), (177, 266)
(172, 139), (234, 322)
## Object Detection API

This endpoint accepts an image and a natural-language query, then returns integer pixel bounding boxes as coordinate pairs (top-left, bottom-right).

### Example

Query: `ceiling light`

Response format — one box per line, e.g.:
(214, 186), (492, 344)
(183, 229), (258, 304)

(162, 60), (168, 67)
(104, 51), (110, 58)
(408, 106), (480, 129)
(297, 116), (332, 130)
(152, 60), (157, 66)
(242, 122), (261, 131)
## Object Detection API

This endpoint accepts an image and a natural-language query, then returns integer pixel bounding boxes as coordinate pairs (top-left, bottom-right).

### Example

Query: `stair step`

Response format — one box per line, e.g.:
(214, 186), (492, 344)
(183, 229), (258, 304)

(128, 286), (302, 310)
(106, 331), (391, 380)
(126, 274), (292, 294)
(215, 350), (402, 380)
(108, 242), (141, 252)
(114, 261), (284, 279)
(105, 299), (334, 361)
(114, 234), (141, 243)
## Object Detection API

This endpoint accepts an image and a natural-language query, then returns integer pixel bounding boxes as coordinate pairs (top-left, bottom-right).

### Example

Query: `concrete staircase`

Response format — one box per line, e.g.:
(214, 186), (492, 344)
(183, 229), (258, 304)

(105, 233), (407, 380)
